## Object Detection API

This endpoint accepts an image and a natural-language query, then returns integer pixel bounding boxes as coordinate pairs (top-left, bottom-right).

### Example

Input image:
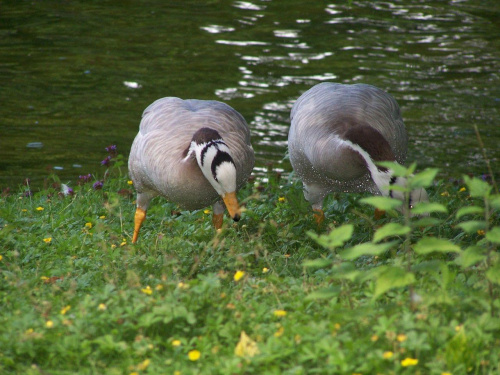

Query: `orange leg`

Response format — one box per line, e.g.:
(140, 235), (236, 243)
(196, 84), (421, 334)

(313, 208), (325, 226)
(212, 212), (224, 229)
(132, 207), (147, 243)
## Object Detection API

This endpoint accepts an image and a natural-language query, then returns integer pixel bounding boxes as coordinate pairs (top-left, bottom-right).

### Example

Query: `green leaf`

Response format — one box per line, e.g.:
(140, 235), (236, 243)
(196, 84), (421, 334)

(374, 267), (415, 299)
(486, 264), (500, 285)
(373, 223), (411, 243)
(489, 195), (500, 210)
(307, 224), (353, 250)
(463, 175), (492, 198)
(409, 168), (439, 189)
(413, 237), (461, 255)
(485, 227), (500, 244)
(359, 196), (402, 211)
(412, 217), (443, 227)
(455, 246), (486, 268)
(456, 220), (487, 234)
(411, 202), (447, 215)
(456, 206), (484, 219)
(377, 161), (408, 177)
(303, 258), (333, 269)
(305, 286), (341, 300)
(339, 241), (397, 260)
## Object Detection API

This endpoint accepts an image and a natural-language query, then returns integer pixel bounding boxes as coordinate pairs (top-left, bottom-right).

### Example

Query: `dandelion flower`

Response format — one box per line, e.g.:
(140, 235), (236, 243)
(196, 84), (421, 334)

(274, 326), (284, 337)
(0, 255), (3, 261)
(98, 303), (107, 311)
(234, 270), (245, 281)
(401, 357), (418, 367)
(85, 222), (92, 229)
(477, 230), (485, 236)
(43, 237), (52, 243)
(273, 309), (287, 317)
(40, 276), (49, 281)
(396, 334), (407, 342)
(46, 320), (54, 328)
(371, 335), (379, 342)
(172, 340), (181, 347)
(278, 197), (285, 203)
(188, 349), (201, 361)
(36, 206), (44, 211)
(21, 209), (28, 212)
(235, 331), (260, 358)
(137, 359), (150, 371)
(127, 180), (133, 185)
(141, 286), (153, 295)
(262, 267), (269, 273)
(155, 284), (163, 291)
(177, 282), (189, 290)
(203, 209), (211, 214)
(383, 351), (393, 359)
(60, 305), (71, 315)
(99, 215), (106, 219)
(441, 372), (452, 375)
(459, 187), (466, 192)
(440, 191), (449, 197)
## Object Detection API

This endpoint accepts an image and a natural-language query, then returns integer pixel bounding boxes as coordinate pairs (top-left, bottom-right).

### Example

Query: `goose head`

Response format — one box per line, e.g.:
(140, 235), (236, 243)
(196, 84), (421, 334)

(186, 127), (242, 221)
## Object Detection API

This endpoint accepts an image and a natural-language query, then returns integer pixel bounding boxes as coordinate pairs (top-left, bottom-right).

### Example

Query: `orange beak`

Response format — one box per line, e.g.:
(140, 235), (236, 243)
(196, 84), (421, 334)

(222, 191), (241, 222)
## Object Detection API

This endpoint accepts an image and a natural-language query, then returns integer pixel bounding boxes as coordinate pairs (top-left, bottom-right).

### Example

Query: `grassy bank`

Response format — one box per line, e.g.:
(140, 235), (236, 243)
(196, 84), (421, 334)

(0, 152), (499, 375)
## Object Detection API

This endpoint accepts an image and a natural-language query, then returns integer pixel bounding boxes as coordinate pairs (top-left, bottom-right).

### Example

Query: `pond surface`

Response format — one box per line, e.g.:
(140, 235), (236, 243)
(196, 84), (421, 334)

(1, 0), (499, 189)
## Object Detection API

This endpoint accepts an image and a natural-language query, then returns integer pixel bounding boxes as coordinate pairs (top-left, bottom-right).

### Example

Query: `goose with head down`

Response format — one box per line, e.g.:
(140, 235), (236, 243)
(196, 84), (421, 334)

(288, 82), (428, 223)
(128, 97), (254, 243)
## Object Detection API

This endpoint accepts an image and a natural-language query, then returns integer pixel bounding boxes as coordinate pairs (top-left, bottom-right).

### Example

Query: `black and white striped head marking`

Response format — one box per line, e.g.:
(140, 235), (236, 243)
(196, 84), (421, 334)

(186, 127), (237, 196)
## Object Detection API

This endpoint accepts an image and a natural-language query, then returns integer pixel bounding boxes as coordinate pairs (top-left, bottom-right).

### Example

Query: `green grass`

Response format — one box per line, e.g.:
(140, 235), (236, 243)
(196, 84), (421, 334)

(0, 156), (499, 375)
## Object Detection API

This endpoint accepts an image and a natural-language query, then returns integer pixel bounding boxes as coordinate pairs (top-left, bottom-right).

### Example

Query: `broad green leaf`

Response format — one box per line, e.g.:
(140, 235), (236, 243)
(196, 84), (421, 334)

(307, 224), (353, 250)
(302, 258), (333, 269)
(359, 196), (402, 211)
(485, 227), (500, 244)
(373, 223), (411, 243)
(377, 161), (408, 177)
(340, 241), (397, 260)
(411, 202), (447, 215)
(486, 264), (500, 285)
(456, 206), (484, 219)
(463, 175), (492, 198)
(409, 168), (439, 189)
(331, 262), (363, 282)
(489, 195), (500, 210)
(456, 220), (487, 234)
(374, 267), (415, 299)
(455, 246), (486, 268)
(412, 217), (443, 227)
(305, 286), (341, 300)
(413, 237), (461, 255)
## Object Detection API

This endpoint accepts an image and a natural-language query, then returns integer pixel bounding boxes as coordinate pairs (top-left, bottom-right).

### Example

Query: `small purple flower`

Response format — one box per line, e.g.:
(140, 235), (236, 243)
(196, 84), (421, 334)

(101, 156), (111, 166)
(105, 145), (117, 157)
(79, 174), (92, 183)
(93, 180), (103, 190)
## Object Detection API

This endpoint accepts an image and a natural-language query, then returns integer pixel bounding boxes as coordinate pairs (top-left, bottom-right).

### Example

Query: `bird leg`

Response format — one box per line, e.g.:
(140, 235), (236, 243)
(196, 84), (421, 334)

(132, 207), (147, 243)
(313, 208), (325, 226)
(212, 201), (225, 229)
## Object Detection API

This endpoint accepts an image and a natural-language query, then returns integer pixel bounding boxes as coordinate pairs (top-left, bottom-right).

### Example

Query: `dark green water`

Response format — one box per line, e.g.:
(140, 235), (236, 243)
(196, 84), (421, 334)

(1, 0), (499, 189)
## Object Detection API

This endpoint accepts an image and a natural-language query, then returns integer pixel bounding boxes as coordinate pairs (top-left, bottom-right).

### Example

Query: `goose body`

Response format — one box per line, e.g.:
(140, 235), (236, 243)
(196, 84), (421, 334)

(288, 82), (427, 220)
(129, 97), (254, 242)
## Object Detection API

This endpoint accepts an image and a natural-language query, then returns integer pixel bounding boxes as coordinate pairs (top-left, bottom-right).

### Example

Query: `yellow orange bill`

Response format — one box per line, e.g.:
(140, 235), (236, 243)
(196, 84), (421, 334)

(222, 191), (241, 221)
(132, 207), (147, 243)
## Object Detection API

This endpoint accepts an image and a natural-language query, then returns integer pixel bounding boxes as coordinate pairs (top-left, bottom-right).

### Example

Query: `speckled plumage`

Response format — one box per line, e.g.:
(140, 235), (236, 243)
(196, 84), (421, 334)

(129, 97), (254, 212)
(288, 82), (409, 210)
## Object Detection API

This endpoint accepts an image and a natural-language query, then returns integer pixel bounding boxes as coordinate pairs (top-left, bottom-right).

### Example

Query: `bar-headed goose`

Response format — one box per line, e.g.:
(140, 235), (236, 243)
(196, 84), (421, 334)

(288, 82), (428, 223)
(128, 97), (254, 243)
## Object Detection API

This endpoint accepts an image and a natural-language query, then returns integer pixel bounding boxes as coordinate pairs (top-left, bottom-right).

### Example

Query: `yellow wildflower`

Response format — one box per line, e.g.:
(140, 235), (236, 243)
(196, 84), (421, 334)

(137, 359), (150, 371)
(99, 215), (106, 219)
(129, 372), (139, 375)
(441, 372), (452, 375)
(111, 244), (117, 249)
(141, 286), (153, 295)
(40, 276), (49, 281)
(274, 326), (285, 337)
(234, 331), (260, 358)
(98, 303), (107, 311)
(172, 339), (181, 347)
(371, 335), (379, 342)
(188, 349), (201, 361)
(46, 320), (54, 328)
(459, 187), (466, 192)
(234, 270), (245, 281)
(440, 191), (449, 197)
(36, 207), (44, 211)
(127, 180), (133, 185)
(401, 357), (418, 367)
(203, 209), (211, 214)
(177, 282), (189, 290)
(60, 305), (71, 315)
(43, 237), (52, 243)
(383, 351), (393, 359)
(85, 222), (92, 229)
(22, 209), (28, 212)
(0, 255), (3, 261)
(155, 284), (164, 291)
(262, 267), (269, 273)
(273, 309), (287, 317)
(278, 197), (285, 203)
(477, 230), (485, 236)
(397, 334), (407, 342)
(173, 372), (181, 375)
(120, 239), (127, 246)
(334, 323), (341, 330)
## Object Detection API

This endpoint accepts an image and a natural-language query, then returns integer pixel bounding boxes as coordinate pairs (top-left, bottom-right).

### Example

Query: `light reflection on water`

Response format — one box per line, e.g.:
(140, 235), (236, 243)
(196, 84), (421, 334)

(0, 0), (498, 189)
